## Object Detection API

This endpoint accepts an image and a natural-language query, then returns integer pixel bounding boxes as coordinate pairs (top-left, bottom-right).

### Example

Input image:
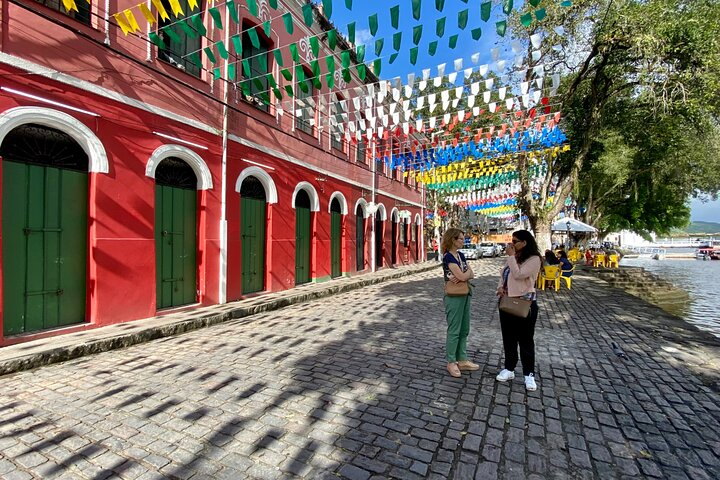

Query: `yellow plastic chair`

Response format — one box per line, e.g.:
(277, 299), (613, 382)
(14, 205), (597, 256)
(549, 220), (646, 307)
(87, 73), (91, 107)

(607, 254), (619, 268)
(593, 254), (606, 268)
(539, 265), (561, 291)
(560, 265), (575, 289)
(568, 249), (582, 263)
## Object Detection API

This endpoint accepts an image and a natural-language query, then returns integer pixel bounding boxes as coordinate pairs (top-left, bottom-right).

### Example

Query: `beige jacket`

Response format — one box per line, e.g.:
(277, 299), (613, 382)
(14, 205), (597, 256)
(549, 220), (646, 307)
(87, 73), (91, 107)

(497, 255), (542, 297)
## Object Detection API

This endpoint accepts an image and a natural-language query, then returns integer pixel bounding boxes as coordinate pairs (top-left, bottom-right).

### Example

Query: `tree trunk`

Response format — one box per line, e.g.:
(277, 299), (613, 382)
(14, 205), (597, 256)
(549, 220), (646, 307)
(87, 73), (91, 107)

(531, 217), (553, 252)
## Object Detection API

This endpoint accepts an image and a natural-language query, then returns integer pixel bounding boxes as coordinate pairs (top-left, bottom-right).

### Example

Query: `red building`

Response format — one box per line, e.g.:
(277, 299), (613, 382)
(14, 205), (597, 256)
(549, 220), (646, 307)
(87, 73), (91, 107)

(0, 0), (424, 345)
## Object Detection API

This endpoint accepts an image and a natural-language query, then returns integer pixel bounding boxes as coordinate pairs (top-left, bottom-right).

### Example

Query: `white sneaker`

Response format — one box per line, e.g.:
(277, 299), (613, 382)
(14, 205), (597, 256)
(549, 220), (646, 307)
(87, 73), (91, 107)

(496, 369), (515, 382)
(525, 373), (537, 391)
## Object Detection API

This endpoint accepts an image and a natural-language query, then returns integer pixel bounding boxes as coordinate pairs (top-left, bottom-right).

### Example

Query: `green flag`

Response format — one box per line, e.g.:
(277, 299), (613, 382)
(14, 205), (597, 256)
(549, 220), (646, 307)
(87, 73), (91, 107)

(347, 22), (355, 44)
(280, 68), (293, 81)
(323, 0), (332, 19)
(310, 36), (319, 57)
(390, 5), (399, 29)
(409, 47), (418, 65)
(257, 52), (266, 74)
(413, 25), (422, 45)
(242, 59), (251, 77)
(228, 63), (236, 81)
(226, 1), (239, 24)
(448, 34), (458, 48)
(503, 0), (513, 15)
(231, 34), (242, 55)
(535, 8), (546, 21)
(375, 38), (384, 56)
(373, 58), (381, 76)
(191, 14), (206, 35)
(148, 32), (164, 49)
(520, 12), (533, 27)
(471, 27), (482, 40)
(357, 64), (366, 81)
(342, 68), (351, 82)
(345, 0), (352, 8)
(247, 28), (260, 49)
(302, 3), (313, 27)
(163, 27), (181, 45)
(295, 65), (305, 82)
(241, 81), (250, 95)
(356, 44), (365, 62)
(326, 73), (334, 89)
(246, 0), (258, 17)
(326, 55), (335, 73)
(458, 9), (468, 29)
(481, 1), (491, 22)
(203, 47), (217, 63)
(290, 43), (300, 62)
(435, 0), (445, 12)
(496, 20), (507, 36)
(268, 0), (277, 8)
(436, 17), (445, 37)
(209, 7), (222, 30)
(389, 52), (399, 64)
(217, 41), (229, 60)
(298, 80), (308, 94)
(273, 49), (284, 67)
(428, 40), (438, 56)
(411, 0), (420, 20)
(561, 0), (573, 6)
(341, 50), (350, 69)
(529, 0), (541, 6)
(285, 85), (294, 97)
(213, 68), (221, 81)
(178, 21), (198, 39)
(311, 59), (320, 78)
(368, 13), (378, 36)
(328, 30), (337, 50)
(273, 87), (282, 101)
(263, 21), (271, 38)
(283, 13), (293, 34)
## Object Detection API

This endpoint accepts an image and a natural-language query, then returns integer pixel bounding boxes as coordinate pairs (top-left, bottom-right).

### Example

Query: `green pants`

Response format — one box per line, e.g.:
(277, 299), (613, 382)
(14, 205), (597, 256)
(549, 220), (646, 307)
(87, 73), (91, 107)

(444, 293), (471, 362)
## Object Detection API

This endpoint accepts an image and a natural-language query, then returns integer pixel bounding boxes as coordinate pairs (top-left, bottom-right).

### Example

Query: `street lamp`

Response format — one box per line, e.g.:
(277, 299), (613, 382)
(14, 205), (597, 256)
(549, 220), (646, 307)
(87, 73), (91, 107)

(566, 220), (572, 249)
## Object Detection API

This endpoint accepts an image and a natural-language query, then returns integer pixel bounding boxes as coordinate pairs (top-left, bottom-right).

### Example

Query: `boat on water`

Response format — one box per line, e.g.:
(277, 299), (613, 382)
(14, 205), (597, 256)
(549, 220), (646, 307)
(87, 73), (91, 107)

(695, 247), (720, 260)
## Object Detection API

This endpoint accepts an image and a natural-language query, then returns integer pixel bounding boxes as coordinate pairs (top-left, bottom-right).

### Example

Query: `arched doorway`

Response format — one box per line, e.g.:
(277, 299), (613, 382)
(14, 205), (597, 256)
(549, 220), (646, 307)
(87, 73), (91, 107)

(1, 123), (88, 335)
(355, 204), (365, 271)
(391, 211), (399, 265)
(374, 211), (383, 268)
(240, 176), (267, 294)
(154, 157), (197, 309)
(330, 198), (342, 278)
(295, 190), (311, 285)
(414, 222), (420, 260)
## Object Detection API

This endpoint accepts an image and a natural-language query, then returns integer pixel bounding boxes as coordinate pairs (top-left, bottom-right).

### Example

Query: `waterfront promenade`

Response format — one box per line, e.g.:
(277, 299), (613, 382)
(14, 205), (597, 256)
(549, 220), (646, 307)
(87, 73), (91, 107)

(0, 260), (718, 479)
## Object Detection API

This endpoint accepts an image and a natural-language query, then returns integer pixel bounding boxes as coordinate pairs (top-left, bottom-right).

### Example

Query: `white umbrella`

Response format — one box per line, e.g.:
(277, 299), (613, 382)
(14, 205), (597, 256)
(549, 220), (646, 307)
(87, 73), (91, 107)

(551, 218), (598, 233)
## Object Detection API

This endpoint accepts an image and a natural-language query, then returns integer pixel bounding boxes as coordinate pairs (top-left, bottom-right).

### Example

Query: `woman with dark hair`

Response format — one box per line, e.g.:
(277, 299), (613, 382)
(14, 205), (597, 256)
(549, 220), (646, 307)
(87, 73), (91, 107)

(544, 250), (560, 265)
(495, 230), (543, 391)
(558, 250), (574, 277)
(441, 228), (477, 378)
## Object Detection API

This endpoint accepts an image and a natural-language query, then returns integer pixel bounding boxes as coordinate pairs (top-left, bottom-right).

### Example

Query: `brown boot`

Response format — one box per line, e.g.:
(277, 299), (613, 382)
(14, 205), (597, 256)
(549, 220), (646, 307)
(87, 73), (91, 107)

(447, 362), (461, 378)
(457, 360), (480, 371)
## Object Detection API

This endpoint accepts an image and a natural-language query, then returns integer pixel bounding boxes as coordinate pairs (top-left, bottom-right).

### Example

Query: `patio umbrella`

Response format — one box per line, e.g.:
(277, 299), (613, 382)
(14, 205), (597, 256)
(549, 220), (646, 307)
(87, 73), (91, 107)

(551, 218), (598, 233)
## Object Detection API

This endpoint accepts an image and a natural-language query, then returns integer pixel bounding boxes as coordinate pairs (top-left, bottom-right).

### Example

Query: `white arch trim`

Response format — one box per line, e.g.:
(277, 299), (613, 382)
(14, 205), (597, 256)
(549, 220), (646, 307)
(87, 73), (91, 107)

(375, 203), (387, 221)
(234, 165), (278, 203)
(292, 181), (320, 212)
(390, 207), (400, 223)
(328, 191), (348, 215)
(146, 144), (213, 190)
(354, 198), (369, 218)
(415, 213), (422, 225)
(0, 106), (109, 173)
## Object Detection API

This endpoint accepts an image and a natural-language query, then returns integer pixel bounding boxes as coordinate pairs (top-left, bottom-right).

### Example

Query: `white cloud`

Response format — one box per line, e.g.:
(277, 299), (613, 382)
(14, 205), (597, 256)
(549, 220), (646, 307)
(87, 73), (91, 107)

(354, 29), (373, 46)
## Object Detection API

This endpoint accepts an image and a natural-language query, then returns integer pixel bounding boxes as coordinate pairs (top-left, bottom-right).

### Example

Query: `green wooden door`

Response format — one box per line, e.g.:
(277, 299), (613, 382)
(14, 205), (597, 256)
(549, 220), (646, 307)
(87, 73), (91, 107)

(330, 210), (341, 278)
(155, 185), (196, 309)
(2, 161), (88, 336)
(295, 190), (311, 285)
(241, 196), (266, 294)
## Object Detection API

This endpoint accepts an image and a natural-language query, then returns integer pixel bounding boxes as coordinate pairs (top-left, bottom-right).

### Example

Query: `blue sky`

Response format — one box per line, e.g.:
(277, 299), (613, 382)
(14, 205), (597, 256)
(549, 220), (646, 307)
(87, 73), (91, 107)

(691, 197), (720, 223)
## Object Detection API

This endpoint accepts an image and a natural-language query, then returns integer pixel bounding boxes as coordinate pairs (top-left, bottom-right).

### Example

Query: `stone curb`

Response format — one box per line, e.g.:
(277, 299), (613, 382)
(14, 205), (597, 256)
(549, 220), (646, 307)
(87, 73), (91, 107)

(0, 262), (441, 377)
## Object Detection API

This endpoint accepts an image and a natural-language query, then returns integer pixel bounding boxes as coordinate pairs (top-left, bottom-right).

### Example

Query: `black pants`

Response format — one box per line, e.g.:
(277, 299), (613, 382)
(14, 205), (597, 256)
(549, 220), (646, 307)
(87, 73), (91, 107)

(499, 301), (539, 376)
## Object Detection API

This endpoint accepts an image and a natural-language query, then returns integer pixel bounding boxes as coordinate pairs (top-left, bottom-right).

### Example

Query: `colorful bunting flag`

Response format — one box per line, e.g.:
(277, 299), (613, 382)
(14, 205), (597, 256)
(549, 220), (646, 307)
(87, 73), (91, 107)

(328, 30), (337, 50)
(322, 0), (332, 19)
(458, 9), (468, 30)
(368, 13), (378, 36)
(521, 12), (533, 27)
(449, 34), (458, 48)
(411, 0), (421, 20)
(226, 0), (239, 23)
(535, 8), (547, 21)
(191, 14), (206, 35)
(390, 5), (399, 29)
(393, 32), (402, 50)
(204, 46), (217, 64)
(273, 49), (284, 67)
(373, 59), (381, 76)
(114, 12), (132, 35)
(151, 0), (169, 21)
(503, 0), (514, 15)
(435, 0), (445, 12)
(410, 47), (418, 65)
(471, 27), (482, 40)
(282, 12), (293, 34)
(138, 4), (155, 25)
(231, 34), (242, 55)
(167, 0), (183, 17)
(347, 22), (355, 44)
(496, 20), (507, 37)
(302, 3), (313, 27)
(217, 41), (229, 60)
(428, 40), (438, 56)
(481, 1), (491, 22)
(375, 38), (384, 56)
(413, 25), (422, 45)
(310, 36), (319, 57)
(208, 7), (222, 30)
(247, 28), (260, 49)
(246, 0), (258, 17)
(436, 17), (445, 37)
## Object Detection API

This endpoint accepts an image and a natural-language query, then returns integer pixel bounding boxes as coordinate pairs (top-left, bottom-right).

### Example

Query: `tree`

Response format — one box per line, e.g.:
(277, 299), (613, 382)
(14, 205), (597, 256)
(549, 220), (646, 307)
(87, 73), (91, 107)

(508, 0), (720, 250)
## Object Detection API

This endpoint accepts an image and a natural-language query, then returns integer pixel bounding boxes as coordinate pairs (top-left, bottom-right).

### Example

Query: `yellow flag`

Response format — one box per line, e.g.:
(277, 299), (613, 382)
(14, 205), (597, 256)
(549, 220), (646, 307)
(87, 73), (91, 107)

(187, 0), (199, 11)
(113, 12), (132, 35)
(167, 0), (184, 17)
(124, 9), (141, 32)
(151, 0), (170, 20)
(138, 3), (156, 24)
(61, 0), (78, 12)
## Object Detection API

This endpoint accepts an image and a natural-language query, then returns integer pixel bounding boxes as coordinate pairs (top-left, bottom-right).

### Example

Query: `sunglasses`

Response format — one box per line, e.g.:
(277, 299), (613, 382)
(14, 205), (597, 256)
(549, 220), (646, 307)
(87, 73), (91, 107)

(511, 239), (523, 244)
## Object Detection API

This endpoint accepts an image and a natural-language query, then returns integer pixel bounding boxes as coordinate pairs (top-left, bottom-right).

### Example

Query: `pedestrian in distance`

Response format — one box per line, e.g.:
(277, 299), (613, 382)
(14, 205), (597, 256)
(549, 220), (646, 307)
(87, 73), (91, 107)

(558, 250), (574, 277)
(441, 228), (478, 378)
(495, 230), (543, 391)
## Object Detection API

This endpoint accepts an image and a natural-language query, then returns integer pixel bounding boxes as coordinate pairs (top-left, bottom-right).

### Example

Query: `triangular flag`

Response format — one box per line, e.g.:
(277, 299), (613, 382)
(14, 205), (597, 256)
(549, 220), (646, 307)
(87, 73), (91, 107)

(247, 28), (260, 49)
(268, 0), (277, 8)
(457, 9), (468, 30)
(471, 27), (482, 40)
(290, 43), (300, 62)
(123, 9), (140, 32)
(138, 4), (156, 25)
(375, 38), (384, 56)
(273, 49), (284, 67)
(503, 0), (513, 14)
(411, 0), (421, 20)
(231, 34), (242, 55)
(208, 7), (223, 30)
(113, 12), (132, 35)
(280, 68), (293, 81)
(368, 13), (378, 36)
(61, 0), (78, 12)
(191, 13), (206, 35)
(428, 40), (438, 56)
(148, 32), (164, 48)
(178, 21), (198, 38)
(393, 32), (402, 50)
(436, 17), (445, 37)
(328, 30), (337, 50)
(347, 22), (355, 44)
(310, 36), (319, 57)
(204, 47), (217, 64)
(322, 0), (332, 19)
(246, 0), (258, 17)
(167, 0), (183, 17)
(481, 1), (491, 22)
(390, 5), (399, 29)
(217, 41), (229, 60)
(521, 13), (533, 27)
(345, 0), (352, 8)
(162, 26), (181, 44)
(373, 59), (382, 76)
(151, 0), (169, 21)
(357, 64), (366, 81)
(448, 34), (458, 48)
(410, 47), (418, 65)
(496, 20), (507, 37)
(413, 25), (422, 46)
(263, 20), (271, 38)
(282, 12), (294, 34)
(535, 8), (546, 21)
(435, 0), (445, 12)
(302, 3), (313, 26)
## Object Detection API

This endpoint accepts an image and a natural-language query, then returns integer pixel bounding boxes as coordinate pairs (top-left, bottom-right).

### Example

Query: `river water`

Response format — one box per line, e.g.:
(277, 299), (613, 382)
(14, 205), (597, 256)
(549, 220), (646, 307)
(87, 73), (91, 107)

(620, 251), (720, 337)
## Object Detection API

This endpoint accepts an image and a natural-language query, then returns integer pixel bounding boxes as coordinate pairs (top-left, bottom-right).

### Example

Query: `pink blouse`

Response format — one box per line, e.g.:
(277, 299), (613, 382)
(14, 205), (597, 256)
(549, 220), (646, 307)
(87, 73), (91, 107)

(497, 255), (542, 298)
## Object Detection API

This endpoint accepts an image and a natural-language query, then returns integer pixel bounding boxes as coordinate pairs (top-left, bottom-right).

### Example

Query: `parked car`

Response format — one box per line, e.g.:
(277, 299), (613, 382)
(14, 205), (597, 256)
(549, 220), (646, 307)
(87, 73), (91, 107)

(479, 242), (497, 258)
(458, 244), (481, 260)
(493, 243), (505, 256)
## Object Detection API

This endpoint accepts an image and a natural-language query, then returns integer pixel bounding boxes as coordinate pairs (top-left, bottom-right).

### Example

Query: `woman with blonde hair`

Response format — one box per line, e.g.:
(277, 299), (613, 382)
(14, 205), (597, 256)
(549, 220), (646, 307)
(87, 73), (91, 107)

(441, 228), (477, 378)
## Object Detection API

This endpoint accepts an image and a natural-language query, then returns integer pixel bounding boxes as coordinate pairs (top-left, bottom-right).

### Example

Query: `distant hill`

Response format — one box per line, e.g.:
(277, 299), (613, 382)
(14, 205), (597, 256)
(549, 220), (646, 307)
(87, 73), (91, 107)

(684, 221), (720, 234)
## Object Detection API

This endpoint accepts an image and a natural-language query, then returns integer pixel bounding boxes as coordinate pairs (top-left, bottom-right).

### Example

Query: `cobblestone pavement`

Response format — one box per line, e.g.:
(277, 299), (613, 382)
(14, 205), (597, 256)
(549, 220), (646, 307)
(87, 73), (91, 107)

(1, 260), (719, 480)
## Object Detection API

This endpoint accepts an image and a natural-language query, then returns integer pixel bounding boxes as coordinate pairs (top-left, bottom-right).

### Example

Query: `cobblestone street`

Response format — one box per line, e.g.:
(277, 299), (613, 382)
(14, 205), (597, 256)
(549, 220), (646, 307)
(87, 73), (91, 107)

(1, 260), (719, 480)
